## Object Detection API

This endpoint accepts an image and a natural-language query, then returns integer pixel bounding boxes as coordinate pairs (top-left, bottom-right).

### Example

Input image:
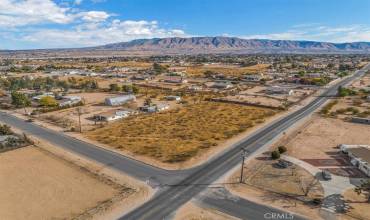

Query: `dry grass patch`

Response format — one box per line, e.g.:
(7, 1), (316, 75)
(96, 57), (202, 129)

(186, 64), (270, 77)
(87, 102), (276, 163)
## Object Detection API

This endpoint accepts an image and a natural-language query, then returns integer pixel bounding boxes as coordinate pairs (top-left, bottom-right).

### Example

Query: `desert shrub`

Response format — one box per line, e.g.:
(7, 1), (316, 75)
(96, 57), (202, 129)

(0, 124), (12, 135)
(278, 145), (287, 154)
(271, 150), (280, 160)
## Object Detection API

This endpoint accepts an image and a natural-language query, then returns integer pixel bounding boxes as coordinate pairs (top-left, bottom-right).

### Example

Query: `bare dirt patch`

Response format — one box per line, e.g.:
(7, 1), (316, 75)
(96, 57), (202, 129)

(281, 116), (370, 160)
(341, 189), (370, 220)
(174, 202), (238, 220)
(227, 159), (324, 220)
(0, 146), (133, 220)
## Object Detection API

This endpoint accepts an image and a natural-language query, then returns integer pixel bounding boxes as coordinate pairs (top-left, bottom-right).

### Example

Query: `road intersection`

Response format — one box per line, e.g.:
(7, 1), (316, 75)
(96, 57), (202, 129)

(1, 64), (369, 220)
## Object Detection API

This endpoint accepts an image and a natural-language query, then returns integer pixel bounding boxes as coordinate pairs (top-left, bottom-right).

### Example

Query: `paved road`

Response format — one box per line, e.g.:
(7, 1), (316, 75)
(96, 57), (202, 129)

(0, 112), (190, 184)
(196, 188), (308, 220)
(1, 64), (368, 219)
(122, 64), (370, 219)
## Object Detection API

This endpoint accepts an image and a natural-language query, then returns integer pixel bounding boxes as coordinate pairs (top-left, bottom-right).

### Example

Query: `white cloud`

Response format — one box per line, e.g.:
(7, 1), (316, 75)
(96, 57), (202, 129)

(0, 0), (73, 26)
(79, 11), (110, 22)
(19, 19), (188, 48)
(242, 24), (370, 43)
(0, 0), (110, 27)
(74, 0), (83, 5)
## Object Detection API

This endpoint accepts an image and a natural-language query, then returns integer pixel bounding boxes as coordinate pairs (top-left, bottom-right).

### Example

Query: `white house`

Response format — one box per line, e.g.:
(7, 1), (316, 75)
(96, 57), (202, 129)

(340, 144), (370, 177)
(209, 81), (234, 89)
(265, 86), (294, 96)
(243, 74), (262, 82)
(105, 95), (136, 106)
(165, 96), (181, 101)
(32, 92), (54, 101)
(58, 96), (82, 107)
(94, 110), (131, 122)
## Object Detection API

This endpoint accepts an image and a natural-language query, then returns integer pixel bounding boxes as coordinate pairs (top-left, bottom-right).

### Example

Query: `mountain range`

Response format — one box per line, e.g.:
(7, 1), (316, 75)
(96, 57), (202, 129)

(2, 37), (370, 58)
(92, 37), (370, 54)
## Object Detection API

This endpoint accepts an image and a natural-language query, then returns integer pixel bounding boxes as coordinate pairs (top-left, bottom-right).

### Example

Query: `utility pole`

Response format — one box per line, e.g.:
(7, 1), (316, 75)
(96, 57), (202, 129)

(240, 148), (248, 183)
(77, 107), (82, 133)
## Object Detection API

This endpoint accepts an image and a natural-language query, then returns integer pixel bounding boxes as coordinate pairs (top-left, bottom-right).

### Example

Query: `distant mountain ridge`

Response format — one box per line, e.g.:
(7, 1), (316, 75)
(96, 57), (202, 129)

(2, 37), (370, 58)
(91, 37), (370, 53)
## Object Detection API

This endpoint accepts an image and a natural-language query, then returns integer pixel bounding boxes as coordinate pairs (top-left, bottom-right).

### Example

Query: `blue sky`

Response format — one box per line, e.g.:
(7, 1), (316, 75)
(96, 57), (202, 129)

(1, 0), (370, 49)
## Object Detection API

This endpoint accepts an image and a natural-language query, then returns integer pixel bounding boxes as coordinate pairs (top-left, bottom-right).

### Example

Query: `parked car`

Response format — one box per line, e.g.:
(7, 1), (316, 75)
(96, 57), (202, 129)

(321, 170), (332, 180)
(276, 159), (292, 168)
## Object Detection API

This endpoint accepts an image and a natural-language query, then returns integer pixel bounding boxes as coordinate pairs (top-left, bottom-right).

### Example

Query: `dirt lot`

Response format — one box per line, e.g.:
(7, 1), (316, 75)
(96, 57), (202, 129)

(175, 202), (238, 220)
(87, 102), (277, 163)
(341, 189), (370, 220)
(227, 159), (324, 220)
(185, 64), (270, 77)
(0, 146), (134, 220)
(281, 116), (370, 160)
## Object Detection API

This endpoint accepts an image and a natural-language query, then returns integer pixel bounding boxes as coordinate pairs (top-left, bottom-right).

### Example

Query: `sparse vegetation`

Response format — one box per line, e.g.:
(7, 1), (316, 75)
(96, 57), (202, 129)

(87, 102), (276, 163)
(271, 150), (280, 159)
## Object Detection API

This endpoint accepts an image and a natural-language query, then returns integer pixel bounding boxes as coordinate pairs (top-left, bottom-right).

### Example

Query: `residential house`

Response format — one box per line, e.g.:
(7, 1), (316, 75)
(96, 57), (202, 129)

(105, 95), (136, 106)
(94, 110), (132, 122)
(58, 96), (82, 107)
(163, 76), (188, 84)
(208, 81), (234, 89)
(243, 74), (262, 82)
(340, 144), (370, 177)
(32, 92), (54, 101)
(165, 96), (181, 101)
(265, 86), (294, 96)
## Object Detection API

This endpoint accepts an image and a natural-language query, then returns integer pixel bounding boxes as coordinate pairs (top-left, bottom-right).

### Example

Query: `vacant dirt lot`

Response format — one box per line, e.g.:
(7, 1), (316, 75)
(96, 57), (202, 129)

(87, 102), (276, 163)
(227, 159), (324, 220)
(0, 146), (130, 220)
(175, 202), (237, 220)
(341, 189), (370, 220)
(282, 116), (370, 159)
(186, 64), (270, 77)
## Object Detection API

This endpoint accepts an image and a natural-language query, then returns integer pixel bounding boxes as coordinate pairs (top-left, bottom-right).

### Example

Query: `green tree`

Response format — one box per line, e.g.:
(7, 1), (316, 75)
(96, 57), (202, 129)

(11, 91), (31, 110)
(132, 85), (139, 94)
(109, 83), (121, 92)
(153, 63), (167, 74)
(39, 96), (58, 107)
(271, 150), (280, 160)
(278, 146), (287, 154)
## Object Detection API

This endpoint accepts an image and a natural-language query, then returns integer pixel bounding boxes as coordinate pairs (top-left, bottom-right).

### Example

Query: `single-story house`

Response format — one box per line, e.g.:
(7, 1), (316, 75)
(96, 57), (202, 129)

(243, 74), (262, 82)
(265, 86), (294, 96)
(105, 95), (136, 106)
(32, 92), (55, 101)
(163, 76), (188, 84)
(132, 75), (153, 81)
(58, 96), (82, 107)
(208, 81), (234, 89)
(165, 96), (181, 101)
(94, 110), (131, 122)
(340, 144), (370, 177)
(139, 105), (157, 113)
(139, 103), (170, 113)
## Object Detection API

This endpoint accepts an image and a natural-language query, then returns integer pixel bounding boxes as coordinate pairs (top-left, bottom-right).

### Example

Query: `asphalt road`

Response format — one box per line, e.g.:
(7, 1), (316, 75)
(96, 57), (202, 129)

(0, 64), (368, 220)
(0, 112), (190, 184)
(195, 188), (308, 220)
(122, 64), (370, 219)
